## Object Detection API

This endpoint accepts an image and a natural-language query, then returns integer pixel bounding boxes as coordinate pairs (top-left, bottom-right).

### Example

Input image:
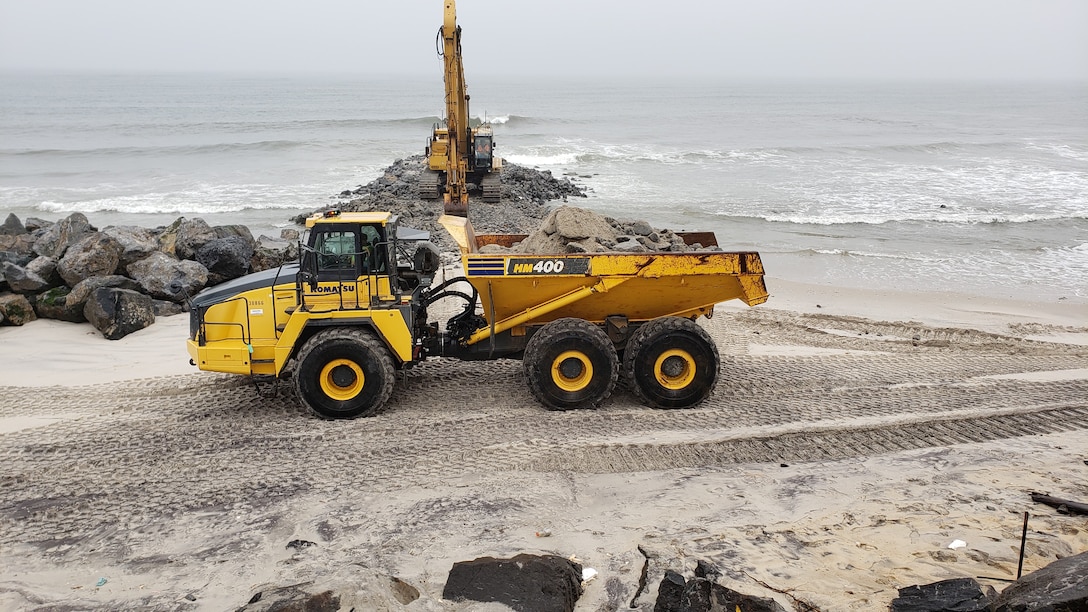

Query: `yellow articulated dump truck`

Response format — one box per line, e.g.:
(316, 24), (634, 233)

(187, 211), (768, 419)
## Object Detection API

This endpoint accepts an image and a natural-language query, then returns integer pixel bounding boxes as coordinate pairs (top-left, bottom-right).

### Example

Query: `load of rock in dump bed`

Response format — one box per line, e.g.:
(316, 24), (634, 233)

(479, 206), (719, 255)
(296, 155), (587, 253)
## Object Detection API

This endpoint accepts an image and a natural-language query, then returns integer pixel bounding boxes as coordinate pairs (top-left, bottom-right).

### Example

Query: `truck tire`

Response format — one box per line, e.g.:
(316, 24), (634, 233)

(623, 317), (719, 409)
(293, 327), (395, 419)
(524, 318), (618, 411)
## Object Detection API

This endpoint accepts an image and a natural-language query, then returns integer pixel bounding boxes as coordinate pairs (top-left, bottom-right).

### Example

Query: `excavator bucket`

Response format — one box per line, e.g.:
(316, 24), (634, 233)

(443, 193), (468, 217)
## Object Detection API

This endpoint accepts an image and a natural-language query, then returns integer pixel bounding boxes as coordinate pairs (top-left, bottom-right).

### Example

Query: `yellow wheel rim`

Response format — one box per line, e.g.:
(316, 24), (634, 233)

(654, 349), (696, 390)
(551, 350), (593, 392)
(319, 358), (364, 401)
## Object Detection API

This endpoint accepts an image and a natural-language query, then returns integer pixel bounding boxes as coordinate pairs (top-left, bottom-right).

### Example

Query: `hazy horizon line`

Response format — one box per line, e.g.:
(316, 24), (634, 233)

(2, 68), (1086, 85)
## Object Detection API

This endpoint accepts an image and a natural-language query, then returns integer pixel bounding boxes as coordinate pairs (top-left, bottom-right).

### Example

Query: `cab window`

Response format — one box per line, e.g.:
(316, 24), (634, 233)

(314, 230), (359, 278)
(360, 225), (387, 273)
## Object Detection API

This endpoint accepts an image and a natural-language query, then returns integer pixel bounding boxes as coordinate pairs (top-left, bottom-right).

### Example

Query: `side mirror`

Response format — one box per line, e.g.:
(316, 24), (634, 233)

(299, 247), (319, 291)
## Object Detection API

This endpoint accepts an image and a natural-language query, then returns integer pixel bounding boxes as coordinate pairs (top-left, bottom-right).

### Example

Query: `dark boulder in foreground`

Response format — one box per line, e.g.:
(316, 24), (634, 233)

(83, 287), (155, 340)
(994, 550), (1088, 612)
(236, 569), (421, 611)
(65, 275), (145, 312)
(443, 553), (584, 612)
(655, 568), (787, 612)
(890, 577), (995, 612)
(197, 235), (254, 285)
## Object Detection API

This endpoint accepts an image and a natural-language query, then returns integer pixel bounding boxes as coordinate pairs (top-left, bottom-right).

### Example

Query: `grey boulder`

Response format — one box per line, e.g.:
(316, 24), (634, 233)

(65, 275), (145, 310)
(103, 225), (160, 270)
(0, 261), (51, 294)
(57, 232), (123, 286)
(0, 213), (26, 235)
(174, 218), (218, 260)
(127, 252), (208, 302)
(32, 212), (95, 259)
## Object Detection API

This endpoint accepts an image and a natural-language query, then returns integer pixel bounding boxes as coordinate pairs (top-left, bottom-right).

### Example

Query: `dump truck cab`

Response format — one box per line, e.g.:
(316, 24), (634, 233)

(187, 211), (440, 415)
(301, 211), (397, 307)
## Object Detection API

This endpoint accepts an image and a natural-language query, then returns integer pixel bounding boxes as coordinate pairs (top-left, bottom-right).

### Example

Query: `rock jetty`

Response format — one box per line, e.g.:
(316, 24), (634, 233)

(299, 154), (588, 253)
(0, 212), (298, 339)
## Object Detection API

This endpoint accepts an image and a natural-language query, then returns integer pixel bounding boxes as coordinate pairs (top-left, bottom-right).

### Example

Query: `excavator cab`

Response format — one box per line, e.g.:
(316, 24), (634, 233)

(472, 133), (493, 171)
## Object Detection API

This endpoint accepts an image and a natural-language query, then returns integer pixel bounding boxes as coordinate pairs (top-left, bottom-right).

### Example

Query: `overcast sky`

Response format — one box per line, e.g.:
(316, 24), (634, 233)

(1, 0), (1085, 80)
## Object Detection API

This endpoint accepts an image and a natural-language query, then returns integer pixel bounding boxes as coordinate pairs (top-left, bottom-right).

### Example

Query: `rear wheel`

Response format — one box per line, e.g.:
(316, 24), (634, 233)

(294, 328), (395, 419)
(524, 318), (618, 410)
(623, 317), (719, 409)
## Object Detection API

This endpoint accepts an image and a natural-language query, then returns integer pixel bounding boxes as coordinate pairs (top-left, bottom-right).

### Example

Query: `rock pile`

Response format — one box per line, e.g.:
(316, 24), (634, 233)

(890, 551), (1088, 611)
(299, 154), (588, 252)
(0, 212), (298, 339)
(306, 156), (706, 256)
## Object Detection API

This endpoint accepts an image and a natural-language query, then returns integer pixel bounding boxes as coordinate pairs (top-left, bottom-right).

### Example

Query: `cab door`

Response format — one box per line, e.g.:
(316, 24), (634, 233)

(304, 225), (367, 310)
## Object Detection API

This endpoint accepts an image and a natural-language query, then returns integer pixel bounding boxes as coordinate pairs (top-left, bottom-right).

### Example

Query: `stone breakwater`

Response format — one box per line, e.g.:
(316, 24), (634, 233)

(305, 155), (713, 256)
(0, 212), (299, 339)
(301, 154), (588, 253)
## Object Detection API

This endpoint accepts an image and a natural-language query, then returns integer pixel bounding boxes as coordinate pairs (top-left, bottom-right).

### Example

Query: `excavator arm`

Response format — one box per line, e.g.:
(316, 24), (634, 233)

(439, 0), (470, 216)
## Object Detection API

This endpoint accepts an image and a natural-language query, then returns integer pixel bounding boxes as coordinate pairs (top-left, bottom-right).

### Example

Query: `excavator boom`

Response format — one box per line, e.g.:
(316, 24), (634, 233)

(440, 0), (469, 215)
(423, 0), (500, 215)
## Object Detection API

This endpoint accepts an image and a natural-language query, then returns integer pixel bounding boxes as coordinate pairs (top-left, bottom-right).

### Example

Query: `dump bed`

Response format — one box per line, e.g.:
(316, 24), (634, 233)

(440, 216), (768, 344)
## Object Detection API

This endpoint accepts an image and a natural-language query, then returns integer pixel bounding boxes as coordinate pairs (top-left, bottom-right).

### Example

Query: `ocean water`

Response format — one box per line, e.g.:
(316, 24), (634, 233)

(2, 73), (1086, 303)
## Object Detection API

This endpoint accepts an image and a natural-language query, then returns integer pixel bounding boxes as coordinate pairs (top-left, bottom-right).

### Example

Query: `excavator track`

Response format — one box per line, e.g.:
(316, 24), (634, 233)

(480, 172), (501, 203)
(418, 169), (442, 200)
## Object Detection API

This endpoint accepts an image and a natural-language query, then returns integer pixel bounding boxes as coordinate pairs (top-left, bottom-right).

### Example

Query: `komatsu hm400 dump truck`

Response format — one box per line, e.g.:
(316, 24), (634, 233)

(187, 211), (768, 419)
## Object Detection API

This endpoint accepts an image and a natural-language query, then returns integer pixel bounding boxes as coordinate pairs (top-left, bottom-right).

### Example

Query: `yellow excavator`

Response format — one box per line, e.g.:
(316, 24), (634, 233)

(420, 0), (501, 215)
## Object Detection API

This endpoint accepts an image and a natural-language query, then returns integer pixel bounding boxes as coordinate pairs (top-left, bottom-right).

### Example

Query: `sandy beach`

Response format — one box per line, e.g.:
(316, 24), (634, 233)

(1, 276), (1085, 610)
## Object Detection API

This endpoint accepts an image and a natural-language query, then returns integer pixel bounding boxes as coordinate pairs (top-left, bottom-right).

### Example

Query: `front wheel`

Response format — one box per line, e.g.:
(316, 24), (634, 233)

(293, 328), (395, 419)
(523, 318), (619, 410)
(623, 317), (719, 409)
